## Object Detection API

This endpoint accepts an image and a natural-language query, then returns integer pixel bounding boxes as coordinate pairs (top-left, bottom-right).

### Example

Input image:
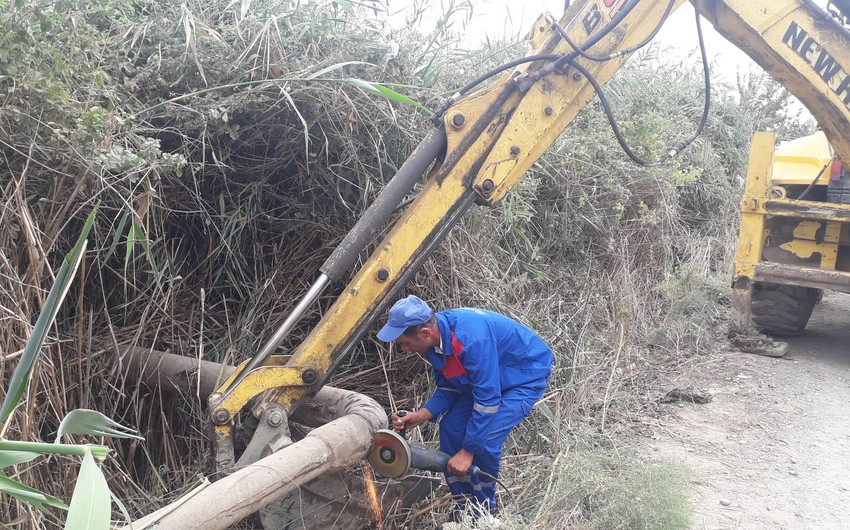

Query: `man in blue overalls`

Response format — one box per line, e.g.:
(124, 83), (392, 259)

(377, 295), (553, 520)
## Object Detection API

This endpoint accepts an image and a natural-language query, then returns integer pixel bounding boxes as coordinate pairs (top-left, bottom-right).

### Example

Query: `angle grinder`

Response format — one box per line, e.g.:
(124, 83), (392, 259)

(367, 429), (482, 478)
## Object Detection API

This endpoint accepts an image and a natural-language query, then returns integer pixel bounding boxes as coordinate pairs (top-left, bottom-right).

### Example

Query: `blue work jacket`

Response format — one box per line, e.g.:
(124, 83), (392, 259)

(422, 308), (553, 455)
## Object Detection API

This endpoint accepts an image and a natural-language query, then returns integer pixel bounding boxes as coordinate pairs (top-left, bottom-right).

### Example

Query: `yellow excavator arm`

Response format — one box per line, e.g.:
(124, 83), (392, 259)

(208, 0), (850, 469)
(697, 0), (850, 161)
(702, 0), (850, 335)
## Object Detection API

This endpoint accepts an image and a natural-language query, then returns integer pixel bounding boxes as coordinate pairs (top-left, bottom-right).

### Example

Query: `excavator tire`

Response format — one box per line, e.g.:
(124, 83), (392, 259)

(750, 283), (821, 336)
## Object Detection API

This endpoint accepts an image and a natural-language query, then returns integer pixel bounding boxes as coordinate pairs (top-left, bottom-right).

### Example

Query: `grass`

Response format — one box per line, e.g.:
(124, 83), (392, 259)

(433, 452), (693, 530)
(526, 453), (693, 530)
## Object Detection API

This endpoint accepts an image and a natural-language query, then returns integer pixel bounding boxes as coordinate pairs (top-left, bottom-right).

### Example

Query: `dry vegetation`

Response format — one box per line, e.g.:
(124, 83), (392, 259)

(0, 0), (813, 528)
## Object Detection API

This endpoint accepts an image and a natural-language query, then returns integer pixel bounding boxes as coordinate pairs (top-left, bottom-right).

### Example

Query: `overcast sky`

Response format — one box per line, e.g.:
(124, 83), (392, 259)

(434, 0), (831, 76)
(447, 0), (758, 80)
(387, 0), (842, 118)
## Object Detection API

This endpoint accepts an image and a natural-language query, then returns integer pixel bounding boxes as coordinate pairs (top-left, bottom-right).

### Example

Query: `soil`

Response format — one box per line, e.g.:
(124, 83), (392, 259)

(644, 292), (850, 530)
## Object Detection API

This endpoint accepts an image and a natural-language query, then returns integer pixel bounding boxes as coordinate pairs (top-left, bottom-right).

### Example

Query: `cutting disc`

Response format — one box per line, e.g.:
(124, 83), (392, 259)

(367, 429), (411, 478)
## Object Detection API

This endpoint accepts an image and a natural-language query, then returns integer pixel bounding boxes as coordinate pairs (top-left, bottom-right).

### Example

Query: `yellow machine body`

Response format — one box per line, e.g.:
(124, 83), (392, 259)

(731, 130), (850, 335)
(772, 131), (834, 186)
(206, 0), (850, 466)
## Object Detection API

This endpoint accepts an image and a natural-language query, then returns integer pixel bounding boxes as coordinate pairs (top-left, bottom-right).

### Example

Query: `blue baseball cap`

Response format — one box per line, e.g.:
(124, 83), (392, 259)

(377, 295), (433, 342)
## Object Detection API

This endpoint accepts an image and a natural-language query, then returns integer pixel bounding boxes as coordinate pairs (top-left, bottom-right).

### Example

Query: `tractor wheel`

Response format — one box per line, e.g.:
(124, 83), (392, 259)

(750, 283), (821, 336)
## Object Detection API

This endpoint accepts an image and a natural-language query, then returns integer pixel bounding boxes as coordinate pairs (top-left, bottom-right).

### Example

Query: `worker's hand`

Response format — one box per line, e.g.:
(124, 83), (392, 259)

(446, 448), (474, 475)
(390, 408), (432, 432)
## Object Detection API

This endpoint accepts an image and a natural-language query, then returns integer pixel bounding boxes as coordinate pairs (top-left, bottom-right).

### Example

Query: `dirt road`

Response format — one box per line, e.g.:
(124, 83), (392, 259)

(646, 292), (850, 529)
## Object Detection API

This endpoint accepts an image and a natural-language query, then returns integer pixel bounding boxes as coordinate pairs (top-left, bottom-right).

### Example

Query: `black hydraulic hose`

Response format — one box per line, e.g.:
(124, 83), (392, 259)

(438, 1), (710, 170)
(517, 0), (644, 88)
(567, 6), (711, 167)
(454, 54), (563, 100)
(551, 0), (677, 62)
(431, 54), (562, 125)
(474, 468), (517, 505)
(559, 0), (642, 63)
(798, 163), (829, 200)
(432, 0), (643, 123)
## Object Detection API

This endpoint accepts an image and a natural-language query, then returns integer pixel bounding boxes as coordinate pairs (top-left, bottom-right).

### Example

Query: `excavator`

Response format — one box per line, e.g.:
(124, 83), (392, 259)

(127, 0), (850, 528)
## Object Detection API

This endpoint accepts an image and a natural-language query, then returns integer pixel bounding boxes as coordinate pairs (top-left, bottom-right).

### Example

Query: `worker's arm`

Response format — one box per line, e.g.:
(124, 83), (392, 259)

(421, 367), (461, 420)
(392, 355), (462, 432)
(459, 339), (501, 455)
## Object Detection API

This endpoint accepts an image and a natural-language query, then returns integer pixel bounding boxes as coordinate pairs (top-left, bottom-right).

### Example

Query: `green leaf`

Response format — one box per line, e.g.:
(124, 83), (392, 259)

(110, 488), (134, 528)
(0, 207), (97, 424)
(15, 0), (24, 8)
(306, 61), (372, 80)
(0, 440), (108, 459)
(0, 474), (68, 512)
(125, 222), (159, 275)
(125, 222), (141, 265)
(281, 90), (310, 158)
(346, 78), (382, 96)
(345, 78), (433, 115)
(0, 450), (40, 468)
(332, 0), (354, 14)
(66, 206), (97, 267)
(0, 261), (72, 424)
(57, 409), (144, 442)
(64, 450), (110, 530)
(102, 210), (130, 263)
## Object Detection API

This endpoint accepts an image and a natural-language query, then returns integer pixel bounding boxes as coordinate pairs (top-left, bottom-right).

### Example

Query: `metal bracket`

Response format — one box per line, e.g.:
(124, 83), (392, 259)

(209, 365), (312, 474)
(237, 405), (293, 467)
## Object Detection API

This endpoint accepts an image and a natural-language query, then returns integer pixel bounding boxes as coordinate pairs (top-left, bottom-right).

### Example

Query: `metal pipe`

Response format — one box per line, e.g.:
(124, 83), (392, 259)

(121, 385), (387, 530)
(118, 346), (236, 399)
(223, 273), (330, 393)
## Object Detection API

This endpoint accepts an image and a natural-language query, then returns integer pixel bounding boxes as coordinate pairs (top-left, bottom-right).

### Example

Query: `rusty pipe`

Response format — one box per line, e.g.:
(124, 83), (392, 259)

(117, 348), (388, 530)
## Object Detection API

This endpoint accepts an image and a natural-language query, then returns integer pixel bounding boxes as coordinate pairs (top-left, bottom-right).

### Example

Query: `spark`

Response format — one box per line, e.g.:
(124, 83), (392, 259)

(362, 463), (383, 529)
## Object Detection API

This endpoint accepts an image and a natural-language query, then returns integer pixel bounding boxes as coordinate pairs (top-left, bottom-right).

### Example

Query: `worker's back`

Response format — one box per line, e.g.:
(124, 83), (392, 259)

(436, 308), (553, 390)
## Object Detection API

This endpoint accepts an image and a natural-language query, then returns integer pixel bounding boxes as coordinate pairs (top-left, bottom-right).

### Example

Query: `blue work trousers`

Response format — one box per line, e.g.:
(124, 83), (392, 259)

(439, 381), (546, 514)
